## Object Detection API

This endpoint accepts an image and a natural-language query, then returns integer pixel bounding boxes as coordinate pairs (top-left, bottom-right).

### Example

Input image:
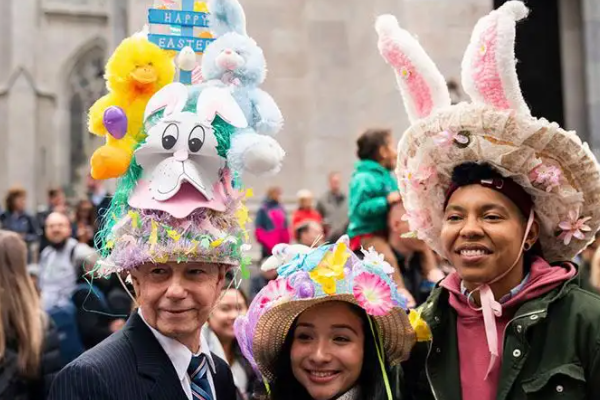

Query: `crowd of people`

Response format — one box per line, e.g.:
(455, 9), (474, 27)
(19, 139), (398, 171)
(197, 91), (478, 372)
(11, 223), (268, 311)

(2, 2), (600, 400)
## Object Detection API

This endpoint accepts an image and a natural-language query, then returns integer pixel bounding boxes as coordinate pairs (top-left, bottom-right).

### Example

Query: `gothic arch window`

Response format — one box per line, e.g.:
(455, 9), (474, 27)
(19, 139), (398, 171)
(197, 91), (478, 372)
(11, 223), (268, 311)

(68, 45), (106, 186)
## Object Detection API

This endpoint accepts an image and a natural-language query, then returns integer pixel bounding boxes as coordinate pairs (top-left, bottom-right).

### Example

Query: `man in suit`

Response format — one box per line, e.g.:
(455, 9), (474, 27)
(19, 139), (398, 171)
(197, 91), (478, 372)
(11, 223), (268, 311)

(48, 260), (237, 400)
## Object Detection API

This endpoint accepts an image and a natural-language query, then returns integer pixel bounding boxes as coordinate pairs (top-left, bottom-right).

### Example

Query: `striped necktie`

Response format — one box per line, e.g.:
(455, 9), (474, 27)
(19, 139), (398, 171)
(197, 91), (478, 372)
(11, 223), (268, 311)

(188, 354), (214, 400)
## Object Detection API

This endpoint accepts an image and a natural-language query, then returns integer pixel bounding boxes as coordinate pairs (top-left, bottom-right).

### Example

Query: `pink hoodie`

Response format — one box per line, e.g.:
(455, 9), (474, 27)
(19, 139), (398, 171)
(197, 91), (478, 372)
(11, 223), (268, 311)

(439, 257), (576, 400)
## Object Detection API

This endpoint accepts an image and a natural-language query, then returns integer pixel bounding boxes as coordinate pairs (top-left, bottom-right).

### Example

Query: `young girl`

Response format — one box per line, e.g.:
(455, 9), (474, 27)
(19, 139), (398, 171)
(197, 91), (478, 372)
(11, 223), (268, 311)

(348, 128), (415, 307)
(235, 236), (417, 400)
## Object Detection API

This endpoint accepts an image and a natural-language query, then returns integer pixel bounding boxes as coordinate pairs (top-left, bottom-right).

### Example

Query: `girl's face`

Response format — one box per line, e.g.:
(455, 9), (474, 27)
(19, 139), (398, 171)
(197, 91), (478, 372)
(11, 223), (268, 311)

(290, 302), (365, 400)
(208, 289), (247, 341)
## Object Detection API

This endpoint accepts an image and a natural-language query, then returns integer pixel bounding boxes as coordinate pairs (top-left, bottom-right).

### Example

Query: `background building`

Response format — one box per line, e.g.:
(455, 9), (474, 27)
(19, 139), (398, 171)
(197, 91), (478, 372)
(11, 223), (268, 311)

(0, 0), (598, 210)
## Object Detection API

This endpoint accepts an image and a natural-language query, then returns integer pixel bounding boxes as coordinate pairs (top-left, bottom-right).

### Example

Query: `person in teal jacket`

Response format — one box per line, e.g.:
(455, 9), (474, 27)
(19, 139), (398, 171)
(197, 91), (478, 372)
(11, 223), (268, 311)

(348, 128), (415, 306)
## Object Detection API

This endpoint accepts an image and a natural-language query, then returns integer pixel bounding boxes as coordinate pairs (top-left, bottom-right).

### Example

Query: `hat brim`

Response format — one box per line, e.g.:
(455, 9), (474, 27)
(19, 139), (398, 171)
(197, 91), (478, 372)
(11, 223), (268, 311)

(252, 293), (416, 381)
(397, 103), (600, 262)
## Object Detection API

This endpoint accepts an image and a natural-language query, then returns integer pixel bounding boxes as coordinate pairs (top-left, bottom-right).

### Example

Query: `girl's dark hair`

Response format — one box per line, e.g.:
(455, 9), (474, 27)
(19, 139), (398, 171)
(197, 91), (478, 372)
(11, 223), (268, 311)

(356, 128), (391, 161)
(269, 303), (392, 400)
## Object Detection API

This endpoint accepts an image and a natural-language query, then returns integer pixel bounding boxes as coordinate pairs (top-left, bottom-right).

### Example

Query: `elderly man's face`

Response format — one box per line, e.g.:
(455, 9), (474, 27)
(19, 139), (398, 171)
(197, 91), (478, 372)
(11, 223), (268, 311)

(131, 262), (225, 350)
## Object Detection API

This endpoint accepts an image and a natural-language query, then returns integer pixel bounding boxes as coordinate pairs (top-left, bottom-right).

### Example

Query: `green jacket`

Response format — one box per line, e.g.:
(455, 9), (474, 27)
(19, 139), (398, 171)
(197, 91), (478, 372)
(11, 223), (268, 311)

(347, 160), (398, 238)
(400, 269), (600, 400)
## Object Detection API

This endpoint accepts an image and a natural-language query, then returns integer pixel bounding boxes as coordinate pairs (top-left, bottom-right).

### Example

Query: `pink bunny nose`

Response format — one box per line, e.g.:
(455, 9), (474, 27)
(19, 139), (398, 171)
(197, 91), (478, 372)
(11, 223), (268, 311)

(224, 49), (232, 55)
(174, 149), (188, 162)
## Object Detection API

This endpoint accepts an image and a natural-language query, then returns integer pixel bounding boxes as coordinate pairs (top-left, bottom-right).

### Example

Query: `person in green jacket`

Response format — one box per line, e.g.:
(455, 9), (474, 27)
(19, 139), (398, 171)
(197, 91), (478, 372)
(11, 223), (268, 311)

(376, 3), (600, 399)
(347, 128), (416, 307)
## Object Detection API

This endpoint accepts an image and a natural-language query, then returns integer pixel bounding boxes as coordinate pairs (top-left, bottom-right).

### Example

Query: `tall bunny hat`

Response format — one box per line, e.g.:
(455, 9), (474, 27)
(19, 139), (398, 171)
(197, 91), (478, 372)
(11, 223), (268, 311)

(93, 82), (254, 276)
(375, 2), (600, 264)
(376, 0), (600, 379)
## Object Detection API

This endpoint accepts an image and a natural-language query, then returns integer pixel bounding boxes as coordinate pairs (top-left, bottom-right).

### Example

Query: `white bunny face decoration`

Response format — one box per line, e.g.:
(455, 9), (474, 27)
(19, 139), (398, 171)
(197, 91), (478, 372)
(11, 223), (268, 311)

(130, 83), (248, 215)
(136, 111), (223, 201)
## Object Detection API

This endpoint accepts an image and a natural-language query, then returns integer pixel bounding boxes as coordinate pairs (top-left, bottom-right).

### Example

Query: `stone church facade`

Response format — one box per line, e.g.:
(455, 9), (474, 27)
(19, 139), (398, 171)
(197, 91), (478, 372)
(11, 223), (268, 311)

(0, 0), (598, 210)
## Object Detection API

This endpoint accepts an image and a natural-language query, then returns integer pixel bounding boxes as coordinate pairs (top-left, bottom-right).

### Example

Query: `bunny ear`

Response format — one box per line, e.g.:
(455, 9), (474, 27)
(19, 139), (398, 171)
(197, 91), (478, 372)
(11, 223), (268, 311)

(208, 0), (247, 36)
(461, 1), (530, 115)
(196, 86), (248, 128)
(144, 82), (188, 121)
(376, 14), (451, 123)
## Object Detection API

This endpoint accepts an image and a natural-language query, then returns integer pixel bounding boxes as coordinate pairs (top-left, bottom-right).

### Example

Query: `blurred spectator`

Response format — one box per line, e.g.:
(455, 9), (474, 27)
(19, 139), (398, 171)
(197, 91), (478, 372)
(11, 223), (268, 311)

(0, 186), (40, 263)
(37, 187), (68, 254)
(252, 187), (290, 299)
(0, 230), (62, 399)
(291, 189), (322, 230)
(86, 175), (111, 231)
(71, 249), (128, 350)
(388, 201), (445, 305)
(347, 128), (415, 307)
(590, 246), (600, 294)
(39, 212), (96, 363)
(576, 232), (600, 292)
(27, 263), (41, 294)
(254, 186), (290, 260)
(204, 286), (259, 400)
(316, 171), (348, 242)
(72, 199), (98, 248)
(295, 220), (325, 247)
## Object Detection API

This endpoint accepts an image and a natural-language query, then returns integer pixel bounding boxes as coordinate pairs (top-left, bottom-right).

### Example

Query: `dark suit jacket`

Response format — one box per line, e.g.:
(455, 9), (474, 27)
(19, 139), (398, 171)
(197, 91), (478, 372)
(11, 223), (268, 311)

(48, 312), (236, 400)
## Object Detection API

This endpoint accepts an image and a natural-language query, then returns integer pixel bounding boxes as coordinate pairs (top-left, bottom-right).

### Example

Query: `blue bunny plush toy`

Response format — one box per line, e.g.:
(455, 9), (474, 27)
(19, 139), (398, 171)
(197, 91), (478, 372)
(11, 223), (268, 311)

(201, 0), (285, 176)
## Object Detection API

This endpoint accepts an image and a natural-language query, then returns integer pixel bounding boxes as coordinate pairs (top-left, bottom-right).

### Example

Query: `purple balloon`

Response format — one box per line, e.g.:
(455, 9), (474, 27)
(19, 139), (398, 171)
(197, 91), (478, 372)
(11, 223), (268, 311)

(103, 106), (128, 139)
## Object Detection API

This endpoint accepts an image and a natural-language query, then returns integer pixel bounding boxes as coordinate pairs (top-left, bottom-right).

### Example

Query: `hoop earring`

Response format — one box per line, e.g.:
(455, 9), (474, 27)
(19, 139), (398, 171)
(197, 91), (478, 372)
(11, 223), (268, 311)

(523, 242), (532, 252)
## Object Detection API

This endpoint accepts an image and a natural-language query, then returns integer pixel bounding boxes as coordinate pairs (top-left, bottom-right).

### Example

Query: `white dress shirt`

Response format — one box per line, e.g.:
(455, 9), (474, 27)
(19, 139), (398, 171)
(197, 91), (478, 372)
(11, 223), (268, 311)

(139, 310), (218, 400)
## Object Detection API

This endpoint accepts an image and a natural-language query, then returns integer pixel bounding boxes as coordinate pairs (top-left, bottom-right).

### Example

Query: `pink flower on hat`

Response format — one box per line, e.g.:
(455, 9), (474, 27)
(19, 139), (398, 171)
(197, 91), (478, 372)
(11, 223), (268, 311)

(558, 210), (592, 245)
(404, 166), (437, 190)
(433, 130), (469, 148)
(530, 164), (562, 192)
(353, 272), (393, 316)
(259, 279), (296, 309)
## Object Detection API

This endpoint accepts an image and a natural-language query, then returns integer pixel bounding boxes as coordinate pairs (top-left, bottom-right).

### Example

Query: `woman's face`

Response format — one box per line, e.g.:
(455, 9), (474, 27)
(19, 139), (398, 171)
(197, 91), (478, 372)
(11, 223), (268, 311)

(13, 194), (26, 212)
(208, 288), (247, 341)
(291, 302), (364, 400)
(441, 185), (538, 285)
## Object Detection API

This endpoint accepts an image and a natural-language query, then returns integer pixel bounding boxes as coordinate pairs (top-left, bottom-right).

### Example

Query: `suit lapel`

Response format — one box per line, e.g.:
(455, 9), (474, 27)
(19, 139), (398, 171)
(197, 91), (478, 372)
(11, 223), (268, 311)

(123, 312), (188, 400)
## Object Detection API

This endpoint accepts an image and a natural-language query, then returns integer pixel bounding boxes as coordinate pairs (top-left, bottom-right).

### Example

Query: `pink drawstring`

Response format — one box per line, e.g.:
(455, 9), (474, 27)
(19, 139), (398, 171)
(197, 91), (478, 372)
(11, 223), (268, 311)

(466, 210), (535, 380)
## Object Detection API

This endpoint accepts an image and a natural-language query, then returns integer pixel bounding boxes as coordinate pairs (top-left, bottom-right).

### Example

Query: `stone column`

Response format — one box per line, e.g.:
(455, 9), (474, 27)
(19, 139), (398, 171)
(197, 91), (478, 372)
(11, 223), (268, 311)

(8, 0), (38, 209)
(560, 0), (588, 141)
(582, 0), (600, 156)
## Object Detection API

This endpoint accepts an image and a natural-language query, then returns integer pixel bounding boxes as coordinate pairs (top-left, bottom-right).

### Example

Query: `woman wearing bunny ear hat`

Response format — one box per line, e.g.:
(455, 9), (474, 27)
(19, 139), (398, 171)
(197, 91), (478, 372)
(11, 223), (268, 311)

(48, 16), (260, 400)
(376, 2), (600, 400)
(235, 236), (417, 400)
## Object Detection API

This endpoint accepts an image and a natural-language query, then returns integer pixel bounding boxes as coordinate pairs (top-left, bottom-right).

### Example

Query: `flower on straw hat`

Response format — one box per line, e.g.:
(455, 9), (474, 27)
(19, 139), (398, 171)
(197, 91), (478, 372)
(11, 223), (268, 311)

(558, 209), (592, 245)
(308, 242), (349, 295)
(409, 309), (432, 342)
(258, 279), (296, 310)
(352, 272), (394, 316)
(360, 247), (395, 274)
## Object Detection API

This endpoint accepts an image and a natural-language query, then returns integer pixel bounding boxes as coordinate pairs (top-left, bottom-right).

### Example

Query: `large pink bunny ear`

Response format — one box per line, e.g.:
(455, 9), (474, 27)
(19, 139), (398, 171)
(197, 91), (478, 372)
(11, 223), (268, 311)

(143, 82), (188, 121)
(461, 1), (530, 115)
(376, 14), (451, 123)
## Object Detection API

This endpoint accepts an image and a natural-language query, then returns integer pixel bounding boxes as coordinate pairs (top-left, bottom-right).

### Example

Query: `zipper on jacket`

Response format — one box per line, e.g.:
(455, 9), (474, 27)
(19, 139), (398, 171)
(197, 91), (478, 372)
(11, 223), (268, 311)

(425, 341), (440, 400)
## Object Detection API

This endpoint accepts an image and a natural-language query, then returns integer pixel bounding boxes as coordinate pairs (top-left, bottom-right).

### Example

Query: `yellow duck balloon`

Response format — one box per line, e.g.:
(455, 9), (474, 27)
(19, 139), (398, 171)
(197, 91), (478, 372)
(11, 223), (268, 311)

(88, 28), (175, 180)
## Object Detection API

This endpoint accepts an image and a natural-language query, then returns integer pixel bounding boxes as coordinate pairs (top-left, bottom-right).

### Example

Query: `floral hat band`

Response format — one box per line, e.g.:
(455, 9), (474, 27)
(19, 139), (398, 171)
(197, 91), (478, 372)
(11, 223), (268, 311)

(234, 236), (418, 382)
